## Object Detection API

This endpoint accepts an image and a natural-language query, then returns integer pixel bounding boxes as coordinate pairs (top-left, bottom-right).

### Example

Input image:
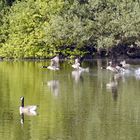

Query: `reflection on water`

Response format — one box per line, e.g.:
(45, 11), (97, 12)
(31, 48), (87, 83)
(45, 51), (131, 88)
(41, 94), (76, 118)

(0, 60), (140, 139)
(72, 70), (83, 83)
(20, 113), (24, 125)
(47, 80), (59, 96)
(106, 75), (119, 101)
(20, 111), (37, 125)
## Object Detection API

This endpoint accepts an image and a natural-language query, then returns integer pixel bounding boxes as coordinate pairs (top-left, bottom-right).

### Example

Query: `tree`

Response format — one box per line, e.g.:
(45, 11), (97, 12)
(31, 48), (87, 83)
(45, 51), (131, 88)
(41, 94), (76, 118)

(0, 0), (140, 58)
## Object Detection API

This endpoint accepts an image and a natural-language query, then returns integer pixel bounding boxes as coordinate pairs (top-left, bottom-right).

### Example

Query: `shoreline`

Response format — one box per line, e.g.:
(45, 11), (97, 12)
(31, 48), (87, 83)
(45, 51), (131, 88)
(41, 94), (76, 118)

(0, 44), (140, 61)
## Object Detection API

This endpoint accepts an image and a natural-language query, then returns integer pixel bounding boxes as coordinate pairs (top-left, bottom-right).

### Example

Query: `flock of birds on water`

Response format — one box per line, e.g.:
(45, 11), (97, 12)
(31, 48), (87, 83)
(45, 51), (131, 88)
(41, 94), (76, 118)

(19, 55), (140, 124)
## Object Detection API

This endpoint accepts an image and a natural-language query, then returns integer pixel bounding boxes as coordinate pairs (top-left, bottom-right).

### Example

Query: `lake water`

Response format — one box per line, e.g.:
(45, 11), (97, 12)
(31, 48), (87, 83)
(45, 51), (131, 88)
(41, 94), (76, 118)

(0, 59), (140, 140)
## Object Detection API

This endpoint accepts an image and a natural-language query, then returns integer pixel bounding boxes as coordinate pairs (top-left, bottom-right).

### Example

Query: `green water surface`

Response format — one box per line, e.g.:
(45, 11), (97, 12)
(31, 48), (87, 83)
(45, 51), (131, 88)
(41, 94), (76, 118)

(0, 60), (140, 140)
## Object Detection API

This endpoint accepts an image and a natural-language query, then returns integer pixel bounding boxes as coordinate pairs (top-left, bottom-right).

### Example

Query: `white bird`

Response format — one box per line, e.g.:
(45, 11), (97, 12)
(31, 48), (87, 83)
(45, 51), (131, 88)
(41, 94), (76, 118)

(42, 55), (60, 70)
(106, 61), (126, 73)
(106, 62), (118, 73)
(19, 96), (37, 115)
(72, 58), (89, 72)
(51, 55), (59, 66)
(120, 60), (130, 69)
(72, 58), (80, 69)
(116, 64), (126, 73)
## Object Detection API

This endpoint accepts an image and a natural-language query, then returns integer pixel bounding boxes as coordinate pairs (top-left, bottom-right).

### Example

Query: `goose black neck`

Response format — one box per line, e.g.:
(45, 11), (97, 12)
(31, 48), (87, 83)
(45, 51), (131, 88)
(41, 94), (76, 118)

(21, 98), (24, 107)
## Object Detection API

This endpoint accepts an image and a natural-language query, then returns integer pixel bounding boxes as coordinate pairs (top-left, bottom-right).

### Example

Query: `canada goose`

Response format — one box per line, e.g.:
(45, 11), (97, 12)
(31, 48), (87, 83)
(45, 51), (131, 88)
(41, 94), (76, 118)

(51, 55), (59, 65)
(106, 61), (125, 73)
(106, 65), (118, 73)
(116, 64), (126, 73)
(106, 61), (118, 73)
(19, 96), (37, 115)
(120, 60), (130, 69)
(72, 58), (80, 69)
(72, 58), (89, 72)
(42, 55), (60, 70)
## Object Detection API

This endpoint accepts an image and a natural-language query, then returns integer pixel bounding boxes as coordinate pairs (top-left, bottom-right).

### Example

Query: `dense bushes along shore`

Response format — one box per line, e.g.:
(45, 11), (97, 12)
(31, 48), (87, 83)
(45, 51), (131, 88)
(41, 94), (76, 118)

(0, 0), (140, 59)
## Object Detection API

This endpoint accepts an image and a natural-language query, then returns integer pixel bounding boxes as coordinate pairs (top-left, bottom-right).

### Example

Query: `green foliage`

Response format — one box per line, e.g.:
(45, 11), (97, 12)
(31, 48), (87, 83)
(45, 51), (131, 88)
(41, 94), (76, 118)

(0, 0), (140, 58)
(0, 0), (64, 58)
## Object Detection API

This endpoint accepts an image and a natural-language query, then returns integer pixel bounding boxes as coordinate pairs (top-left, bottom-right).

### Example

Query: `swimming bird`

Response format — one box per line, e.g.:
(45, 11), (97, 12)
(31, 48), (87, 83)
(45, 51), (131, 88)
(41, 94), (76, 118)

(106, 61), (119, 73)
(42, 55), (60, 70)
(72, 58), (80, 69)
(120, 60), (130, 69)
(116, 64), (126, 73)
(106, 61), (126, 73)
(19, 96), (37, 115)
(72, 58), (89, 72)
